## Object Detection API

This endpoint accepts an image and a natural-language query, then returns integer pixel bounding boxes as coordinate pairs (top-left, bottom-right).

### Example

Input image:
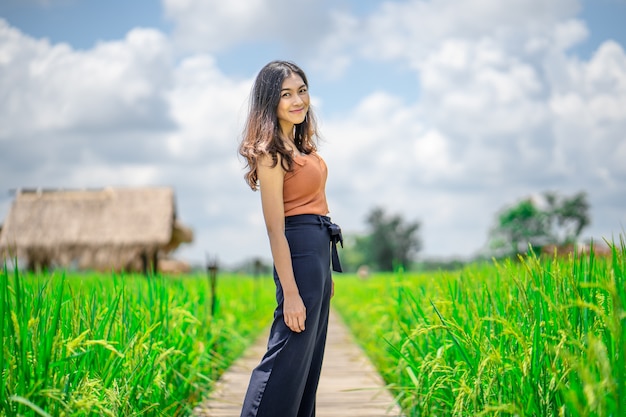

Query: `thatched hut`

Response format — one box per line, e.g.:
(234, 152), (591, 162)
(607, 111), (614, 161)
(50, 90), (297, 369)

(0, 187), (193, 273)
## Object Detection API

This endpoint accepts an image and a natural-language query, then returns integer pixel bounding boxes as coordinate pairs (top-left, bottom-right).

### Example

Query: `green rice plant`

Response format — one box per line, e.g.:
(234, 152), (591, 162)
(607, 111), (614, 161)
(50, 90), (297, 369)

(0, 267), (275, 416)
(333, 239), (625, 416)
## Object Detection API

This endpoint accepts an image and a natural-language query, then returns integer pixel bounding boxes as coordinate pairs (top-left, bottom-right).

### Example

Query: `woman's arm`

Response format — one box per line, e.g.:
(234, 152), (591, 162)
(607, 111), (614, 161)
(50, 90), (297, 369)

(257, 154), (307, 333)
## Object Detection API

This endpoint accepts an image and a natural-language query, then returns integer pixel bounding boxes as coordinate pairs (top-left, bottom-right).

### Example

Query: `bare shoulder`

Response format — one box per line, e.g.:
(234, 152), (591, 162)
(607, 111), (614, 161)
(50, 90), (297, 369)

(258, 153), (279, 168)
(257, 153), (285, 187)
(258, 153), (285, 173)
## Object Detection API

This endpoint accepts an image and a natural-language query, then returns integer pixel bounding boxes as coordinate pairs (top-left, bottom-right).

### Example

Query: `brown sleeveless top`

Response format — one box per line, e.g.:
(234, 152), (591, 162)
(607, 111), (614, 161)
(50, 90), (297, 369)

(283, 152), (329, 217)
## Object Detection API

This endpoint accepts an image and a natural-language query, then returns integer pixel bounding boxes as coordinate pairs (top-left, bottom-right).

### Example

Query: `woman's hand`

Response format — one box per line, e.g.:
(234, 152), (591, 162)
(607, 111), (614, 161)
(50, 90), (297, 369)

(283, 293), (306, 332)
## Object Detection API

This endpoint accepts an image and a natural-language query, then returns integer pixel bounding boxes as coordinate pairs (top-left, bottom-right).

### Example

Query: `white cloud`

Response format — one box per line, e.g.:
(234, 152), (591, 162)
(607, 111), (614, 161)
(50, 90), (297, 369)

(163, 0), (267, 51)
(0, 20), (174, 138)
(166, 54), (251, 158)
(162, 0), (334, 54)
(548, 40), (626, 180)
(333, 0), (571, 68)
(308, 9), (360, 79)
(413, 129), (459, 183)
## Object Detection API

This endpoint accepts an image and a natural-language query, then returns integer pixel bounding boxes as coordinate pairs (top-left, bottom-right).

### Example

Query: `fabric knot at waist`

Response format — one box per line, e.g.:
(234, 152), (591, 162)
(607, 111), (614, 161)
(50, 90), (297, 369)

(284, 214), (344, 273)
(317, 215), (343, 273)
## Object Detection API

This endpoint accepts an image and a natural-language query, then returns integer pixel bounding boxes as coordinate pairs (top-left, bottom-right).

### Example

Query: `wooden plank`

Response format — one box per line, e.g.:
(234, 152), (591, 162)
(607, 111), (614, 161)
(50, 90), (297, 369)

(193, 309), (404, 416)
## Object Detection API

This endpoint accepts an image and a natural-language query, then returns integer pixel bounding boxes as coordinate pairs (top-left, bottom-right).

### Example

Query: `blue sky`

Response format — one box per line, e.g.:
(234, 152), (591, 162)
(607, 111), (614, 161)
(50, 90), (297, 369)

(1, 0), (625, 266)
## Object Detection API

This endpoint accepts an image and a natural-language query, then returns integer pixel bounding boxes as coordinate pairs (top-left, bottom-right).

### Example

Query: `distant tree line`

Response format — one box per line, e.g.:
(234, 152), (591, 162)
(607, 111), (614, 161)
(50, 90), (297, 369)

(338, 190), (591, 272)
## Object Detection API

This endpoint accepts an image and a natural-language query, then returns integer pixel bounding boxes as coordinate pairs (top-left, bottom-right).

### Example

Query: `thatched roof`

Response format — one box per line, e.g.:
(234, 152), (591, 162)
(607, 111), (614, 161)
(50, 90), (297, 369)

(0, 187), (193, 271)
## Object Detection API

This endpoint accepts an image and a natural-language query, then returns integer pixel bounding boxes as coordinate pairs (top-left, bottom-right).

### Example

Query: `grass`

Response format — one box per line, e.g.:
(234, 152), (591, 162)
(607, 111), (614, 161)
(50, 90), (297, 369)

(333, 240), (625, 416)
(4, 238), (624, 416)
(0, 266), (275, 416)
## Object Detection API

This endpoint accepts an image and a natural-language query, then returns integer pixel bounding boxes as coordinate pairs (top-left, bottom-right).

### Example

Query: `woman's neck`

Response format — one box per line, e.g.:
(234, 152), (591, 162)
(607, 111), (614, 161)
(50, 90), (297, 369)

(280, 126), (295, 143)
(279, 120), (295, 140)
(280, 130), (300, 155)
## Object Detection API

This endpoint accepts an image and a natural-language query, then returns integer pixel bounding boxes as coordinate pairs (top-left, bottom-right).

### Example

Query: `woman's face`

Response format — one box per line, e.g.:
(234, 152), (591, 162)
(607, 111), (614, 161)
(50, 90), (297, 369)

(276, 73), (310, 135)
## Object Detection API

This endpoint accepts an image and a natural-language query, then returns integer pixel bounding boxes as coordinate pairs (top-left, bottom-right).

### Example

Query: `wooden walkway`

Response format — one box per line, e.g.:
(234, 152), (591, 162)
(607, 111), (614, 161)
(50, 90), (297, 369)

(192, 309), (404, 416)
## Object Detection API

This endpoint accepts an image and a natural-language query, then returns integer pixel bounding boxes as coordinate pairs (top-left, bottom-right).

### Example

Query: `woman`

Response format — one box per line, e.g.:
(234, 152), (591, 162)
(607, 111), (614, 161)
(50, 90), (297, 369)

(238, 60), (342, 417)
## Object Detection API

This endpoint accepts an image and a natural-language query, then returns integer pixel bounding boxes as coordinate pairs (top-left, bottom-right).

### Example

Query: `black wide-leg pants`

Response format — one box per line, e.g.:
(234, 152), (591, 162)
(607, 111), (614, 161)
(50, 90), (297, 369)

(240, 214), (342, 417)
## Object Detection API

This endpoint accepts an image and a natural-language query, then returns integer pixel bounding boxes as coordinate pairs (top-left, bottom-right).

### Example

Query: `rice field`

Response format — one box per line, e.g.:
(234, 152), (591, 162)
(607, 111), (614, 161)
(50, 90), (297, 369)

(0, 267), (275, 416)
(332, 240), (625, 416)
(3, 239), (624, 416)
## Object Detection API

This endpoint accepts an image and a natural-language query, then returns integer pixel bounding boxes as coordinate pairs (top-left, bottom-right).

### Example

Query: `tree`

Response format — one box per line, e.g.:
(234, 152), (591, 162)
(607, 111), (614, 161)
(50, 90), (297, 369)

(490, 198), (549, 256)
(543, 191), (591, 245)
(357, 207), (422, 271)
(488, 191), (590, 257)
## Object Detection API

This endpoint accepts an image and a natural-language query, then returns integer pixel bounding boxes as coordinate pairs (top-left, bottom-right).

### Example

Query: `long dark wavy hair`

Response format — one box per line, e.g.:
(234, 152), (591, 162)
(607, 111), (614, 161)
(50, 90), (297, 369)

(239, 60), (319, 191)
